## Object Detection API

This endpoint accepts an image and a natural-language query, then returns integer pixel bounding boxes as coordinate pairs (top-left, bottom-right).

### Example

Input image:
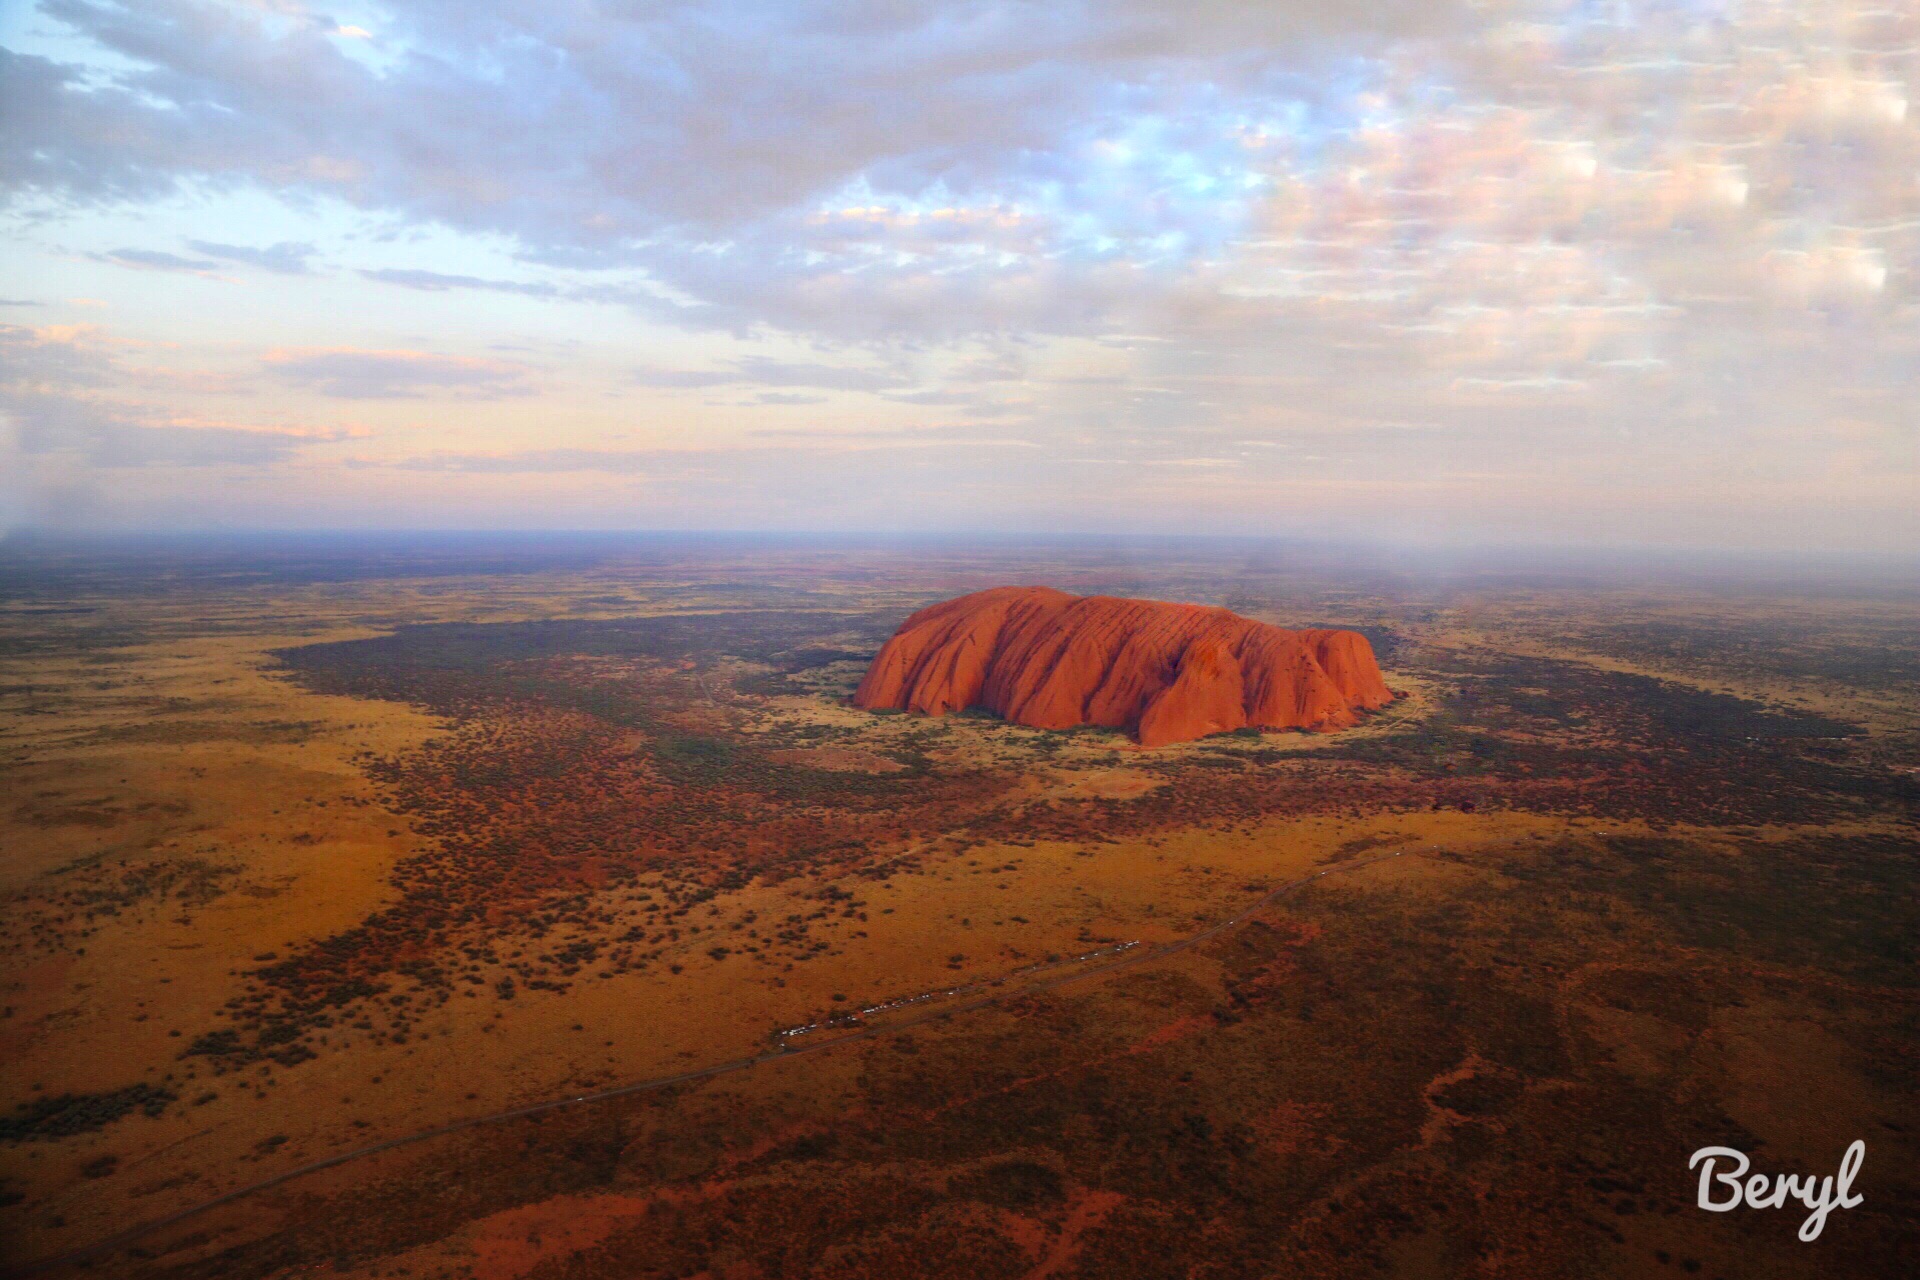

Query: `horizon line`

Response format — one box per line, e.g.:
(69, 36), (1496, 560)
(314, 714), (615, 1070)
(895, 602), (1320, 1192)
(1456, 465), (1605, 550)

(4, 525), (1918, 567)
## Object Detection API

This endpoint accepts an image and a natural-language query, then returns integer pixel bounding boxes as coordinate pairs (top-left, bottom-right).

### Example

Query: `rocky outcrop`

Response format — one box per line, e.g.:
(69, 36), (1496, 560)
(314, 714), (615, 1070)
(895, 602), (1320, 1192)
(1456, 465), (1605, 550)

(853, 586), (1394, 747)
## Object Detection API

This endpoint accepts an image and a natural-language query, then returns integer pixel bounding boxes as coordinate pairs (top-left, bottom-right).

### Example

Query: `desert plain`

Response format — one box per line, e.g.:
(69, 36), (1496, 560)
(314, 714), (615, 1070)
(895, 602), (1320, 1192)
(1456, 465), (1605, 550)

(1, 534), (1915, 1279)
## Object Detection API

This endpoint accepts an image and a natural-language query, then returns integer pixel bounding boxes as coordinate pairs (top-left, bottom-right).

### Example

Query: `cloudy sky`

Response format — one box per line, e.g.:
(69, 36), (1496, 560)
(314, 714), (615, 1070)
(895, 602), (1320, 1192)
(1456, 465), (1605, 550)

(2, 0), (1915, 549)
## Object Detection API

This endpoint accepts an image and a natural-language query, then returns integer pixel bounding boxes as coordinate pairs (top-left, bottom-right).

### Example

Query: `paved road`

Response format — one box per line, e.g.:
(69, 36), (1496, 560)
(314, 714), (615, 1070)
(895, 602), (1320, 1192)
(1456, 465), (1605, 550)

(6, 844), (1434, 1278)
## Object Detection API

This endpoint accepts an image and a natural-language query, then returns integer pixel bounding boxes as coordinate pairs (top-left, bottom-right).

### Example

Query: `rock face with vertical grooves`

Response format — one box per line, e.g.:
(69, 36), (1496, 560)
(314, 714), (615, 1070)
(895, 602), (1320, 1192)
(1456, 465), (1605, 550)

(853, 587), (1394, 747)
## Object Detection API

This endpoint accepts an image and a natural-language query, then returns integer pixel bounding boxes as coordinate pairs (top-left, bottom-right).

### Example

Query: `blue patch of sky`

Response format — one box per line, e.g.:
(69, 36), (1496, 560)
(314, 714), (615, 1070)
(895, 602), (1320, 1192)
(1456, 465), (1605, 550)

(1051, 75), (1385, 263)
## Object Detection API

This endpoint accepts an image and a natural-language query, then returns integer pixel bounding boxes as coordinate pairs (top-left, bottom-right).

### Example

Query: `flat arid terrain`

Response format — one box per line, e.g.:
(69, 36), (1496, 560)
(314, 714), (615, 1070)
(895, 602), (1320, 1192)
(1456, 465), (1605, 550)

(2, 535), (1916, 1279)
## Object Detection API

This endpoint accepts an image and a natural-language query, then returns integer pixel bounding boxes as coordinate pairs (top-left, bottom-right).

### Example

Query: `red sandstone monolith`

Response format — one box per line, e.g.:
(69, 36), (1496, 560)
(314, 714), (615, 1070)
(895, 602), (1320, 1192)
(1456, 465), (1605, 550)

(853, 587), (1393, 747)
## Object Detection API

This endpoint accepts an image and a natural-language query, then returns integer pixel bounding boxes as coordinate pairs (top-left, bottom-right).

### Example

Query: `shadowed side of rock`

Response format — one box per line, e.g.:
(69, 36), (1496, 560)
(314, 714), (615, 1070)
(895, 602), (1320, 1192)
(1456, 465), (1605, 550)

(853, 586), (1394, 747)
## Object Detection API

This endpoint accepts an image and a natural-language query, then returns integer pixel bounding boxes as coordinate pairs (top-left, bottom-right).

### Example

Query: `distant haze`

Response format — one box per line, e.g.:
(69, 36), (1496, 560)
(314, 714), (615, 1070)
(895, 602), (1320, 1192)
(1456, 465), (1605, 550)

(1, 1), (1915, 551)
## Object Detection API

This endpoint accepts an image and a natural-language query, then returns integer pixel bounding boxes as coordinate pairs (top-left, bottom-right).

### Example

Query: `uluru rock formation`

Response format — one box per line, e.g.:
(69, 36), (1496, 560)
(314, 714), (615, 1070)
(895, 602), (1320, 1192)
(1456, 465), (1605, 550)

(854, 587), (1394, 748)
